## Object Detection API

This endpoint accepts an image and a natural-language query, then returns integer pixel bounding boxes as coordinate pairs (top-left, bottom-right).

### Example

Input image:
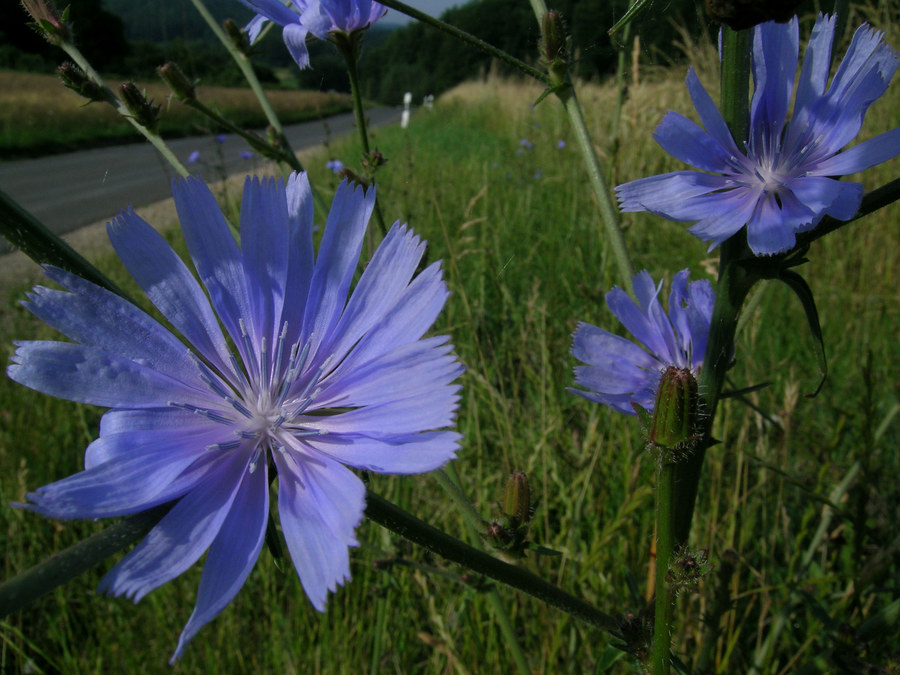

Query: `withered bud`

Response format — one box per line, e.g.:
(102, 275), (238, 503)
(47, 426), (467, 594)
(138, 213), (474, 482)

(58, 62), (104, 102)
(158, 62), (195, 101)
(648, 366), (699, 452)
(503, 471), (531, 530)
(224, 18), (251, 54)
(120, 82), (161, 133)
(22, 0), (71, 44)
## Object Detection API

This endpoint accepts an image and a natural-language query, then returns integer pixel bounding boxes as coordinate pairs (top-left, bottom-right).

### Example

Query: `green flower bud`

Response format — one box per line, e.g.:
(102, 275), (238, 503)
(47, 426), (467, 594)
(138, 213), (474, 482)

(58, 62), (104, 103)
(503, 471), (531, 530)
(224, 19), (252, 55)
(157, 62), (195, 102)
(539, 11), (570, 86)
(648, 366), (699, 452)
(119, 82), (161, 133)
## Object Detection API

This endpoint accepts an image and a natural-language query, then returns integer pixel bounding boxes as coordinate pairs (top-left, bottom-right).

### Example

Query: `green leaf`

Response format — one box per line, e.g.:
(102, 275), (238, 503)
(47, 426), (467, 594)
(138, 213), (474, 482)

(856, 598), (900, 643)
(778, 270), (827, 397)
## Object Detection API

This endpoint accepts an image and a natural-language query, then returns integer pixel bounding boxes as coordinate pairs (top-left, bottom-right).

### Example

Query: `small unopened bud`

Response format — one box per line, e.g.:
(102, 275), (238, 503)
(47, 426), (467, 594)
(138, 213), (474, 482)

(158, 62), (195, 101)
(539, 11), (570, 85)
(503, 471), (531, 530)
(58, 62), (105, 102)
(224, 18), (251, 54)
(119, 82), (161, 133)
(22, 0), (71, 45)
(648, 366), (699, 452)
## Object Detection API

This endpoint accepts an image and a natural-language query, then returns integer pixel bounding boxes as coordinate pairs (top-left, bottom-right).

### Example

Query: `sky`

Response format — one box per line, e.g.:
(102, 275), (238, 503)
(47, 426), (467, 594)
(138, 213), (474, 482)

(381, 0), (468, 24)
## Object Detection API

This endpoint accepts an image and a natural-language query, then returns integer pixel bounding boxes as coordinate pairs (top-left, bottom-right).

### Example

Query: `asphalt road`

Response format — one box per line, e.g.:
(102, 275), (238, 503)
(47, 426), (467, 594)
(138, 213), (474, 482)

(0, 107), (400, 255)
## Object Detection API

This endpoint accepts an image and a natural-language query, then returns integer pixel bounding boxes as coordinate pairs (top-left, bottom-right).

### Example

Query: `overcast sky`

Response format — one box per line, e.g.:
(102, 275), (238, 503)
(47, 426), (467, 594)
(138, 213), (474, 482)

(382, 0), (468, 24)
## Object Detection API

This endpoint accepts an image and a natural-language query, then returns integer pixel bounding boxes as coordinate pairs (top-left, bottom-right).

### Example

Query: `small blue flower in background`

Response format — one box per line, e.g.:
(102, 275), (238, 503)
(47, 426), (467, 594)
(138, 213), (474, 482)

(570, 270), (714, 414)
(557, 140), (566, 149)
(239, 150), (254, 159)
(242, 0), (386, 68)
(616, 15), (900, 256)
(215, 134), (227, 144)
(7, 173), (462, 661)
(519, 138), (534, 150)
(187, 150), (200, 163)
(326, 158), (344, 173)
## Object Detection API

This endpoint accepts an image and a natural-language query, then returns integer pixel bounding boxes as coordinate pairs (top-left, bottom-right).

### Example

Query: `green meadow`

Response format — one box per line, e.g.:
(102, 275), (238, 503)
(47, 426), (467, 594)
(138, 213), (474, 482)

(1, 24), (900, 673)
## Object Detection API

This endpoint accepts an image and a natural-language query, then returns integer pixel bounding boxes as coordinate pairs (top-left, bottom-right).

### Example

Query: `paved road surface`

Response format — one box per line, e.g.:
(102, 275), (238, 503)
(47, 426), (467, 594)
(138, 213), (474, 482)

(0, 107), (399, 254)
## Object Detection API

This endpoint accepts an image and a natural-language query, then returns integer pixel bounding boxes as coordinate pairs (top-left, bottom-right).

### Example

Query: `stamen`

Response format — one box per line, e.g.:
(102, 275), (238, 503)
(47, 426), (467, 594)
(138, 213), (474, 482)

(169, 401), (234, 425)
(205, 439), (241, 452)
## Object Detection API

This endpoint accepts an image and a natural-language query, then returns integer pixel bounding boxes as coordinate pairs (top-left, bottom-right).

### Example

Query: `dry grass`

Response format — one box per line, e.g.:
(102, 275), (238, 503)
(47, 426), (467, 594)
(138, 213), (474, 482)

(0, 70), (351, 157)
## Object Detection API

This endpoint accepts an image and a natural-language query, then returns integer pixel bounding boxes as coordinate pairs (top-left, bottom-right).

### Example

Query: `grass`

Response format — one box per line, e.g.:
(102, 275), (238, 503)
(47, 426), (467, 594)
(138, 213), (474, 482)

(0, 70), (352, 159)
(1, 13), (900, 672)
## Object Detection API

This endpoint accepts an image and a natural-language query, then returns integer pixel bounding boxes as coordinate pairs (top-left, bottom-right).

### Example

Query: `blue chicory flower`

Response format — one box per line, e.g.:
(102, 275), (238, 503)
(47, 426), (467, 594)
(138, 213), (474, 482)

(326, 158), (344, 173)
(570, 270), (714, 415)
(616, 15), (900, 256)
(187, 149), (200, 163)
(7, 173), (462, 661)
(242, 0), (387, 68)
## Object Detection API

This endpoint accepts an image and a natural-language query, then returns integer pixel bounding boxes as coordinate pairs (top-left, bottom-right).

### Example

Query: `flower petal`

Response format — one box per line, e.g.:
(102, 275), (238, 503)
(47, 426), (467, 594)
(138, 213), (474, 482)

(24, 431), (217, 519)
(7, 341), (213, 409)
(653, 111), (735, 173)
(240, 176), (290, 353)
(283, 23), (311, 69)
(99, 448), (251, 602)
(808, 127), (900, 176)
(686, 67), (741, 157)
(173, 177), (255, 363)
(616, 171), (736, 221)
(302, 181), (374, 360)
(306, 431), (460, 473)
(107, 211), (235, 380)
(749, 18), (798, 154)
(171, 462), (269, 663)
(274, 448), (365, 610)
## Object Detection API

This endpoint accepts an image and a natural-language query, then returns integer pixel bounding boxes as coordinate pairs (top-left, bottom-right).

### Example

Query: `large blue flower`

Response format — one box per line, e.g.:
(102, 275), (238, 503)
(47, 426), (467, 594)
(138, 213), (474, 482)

(242, 0), (387, 68)
(7, 174), (462, 661)
(570, 270), (714, 415)
(616, 15), (900, 255)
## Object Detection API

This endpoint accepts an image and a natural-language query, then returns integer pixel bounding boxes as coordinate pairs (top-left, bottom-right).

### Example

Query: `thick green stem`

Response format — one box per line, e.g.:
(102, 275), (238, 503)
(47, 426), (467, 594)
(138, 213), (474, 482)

(57, 43), (189, 177)
(651, 462), (676, 674)
(0, 504), (170, 617)
(364, 491), (620, 633)
(376, 0), (549, 83)
(1, 491), (619, 637)
(670, 27), (754, 548)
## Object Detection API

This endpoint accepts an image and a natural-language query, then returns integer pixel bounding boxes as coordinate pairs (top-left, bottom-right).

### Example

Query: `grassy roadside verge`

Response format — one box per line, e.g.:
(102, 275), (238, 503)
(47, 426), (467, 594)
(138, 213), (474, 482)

(0, 70), (352, 159)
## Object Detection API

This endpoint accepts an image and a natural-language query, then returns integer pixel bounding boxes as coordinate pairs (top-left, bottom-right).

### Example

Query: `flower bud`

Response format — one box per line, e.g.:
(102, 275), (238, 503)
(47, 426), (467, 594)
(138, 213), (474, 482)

(58, 62), (104, 102)
(22, 0), (71, 45)
(158, 62), (195, 101)
(119, 82), (161, 133)
(503, 471), (531, 530)
(539, 11), (570, 85)
(665, 547), (712, 595)
(648, 366), (699, 451)
(224, 19), (251, 55)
